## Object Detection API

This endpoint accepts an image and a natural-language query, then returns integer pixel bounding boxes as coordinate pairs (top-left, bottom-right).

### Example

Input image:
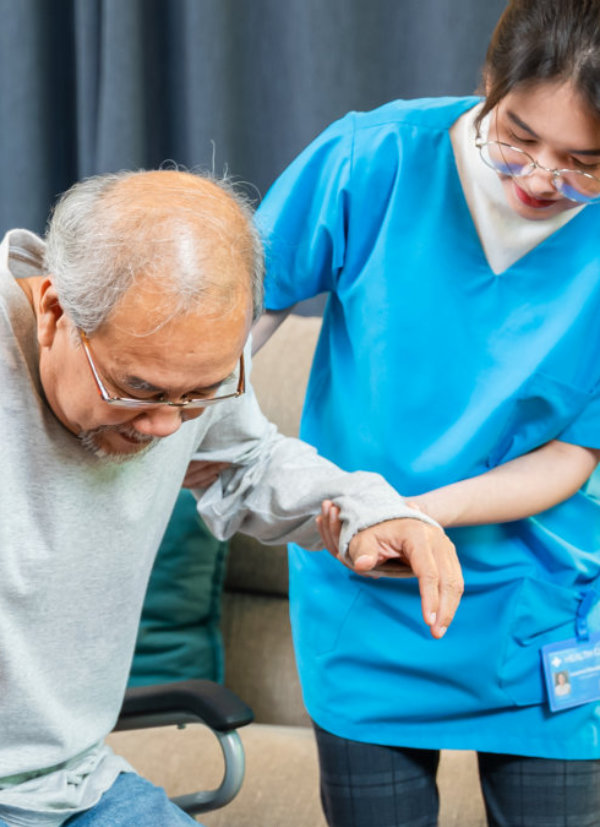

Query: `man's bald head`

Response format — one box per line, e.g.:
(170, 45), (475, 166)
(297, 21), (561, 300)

(44, 169), (264, 337)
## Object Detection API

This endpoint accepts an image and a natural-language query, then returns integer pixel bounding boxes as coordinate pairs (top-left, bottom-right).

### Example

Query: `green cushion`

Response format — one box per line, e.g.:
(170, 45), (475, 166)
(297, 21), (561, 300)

(129, 489), (228, 686)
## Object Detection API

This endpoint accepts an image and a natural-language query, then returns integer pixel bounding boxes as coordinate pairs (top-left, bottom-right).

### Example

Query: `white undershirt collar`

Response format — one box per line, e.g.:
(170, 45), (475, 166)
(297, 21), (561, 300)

(449, 102), (584, 275)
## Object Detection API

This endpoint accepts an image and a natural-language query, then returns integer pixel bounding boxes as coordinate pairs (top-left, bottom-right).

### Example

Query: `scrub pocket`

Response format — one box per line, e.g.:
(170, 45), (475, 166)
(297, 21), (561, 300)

(499, 576), (581, 707)
(486, 370), (592, 469)
(289, 545), (363, 656)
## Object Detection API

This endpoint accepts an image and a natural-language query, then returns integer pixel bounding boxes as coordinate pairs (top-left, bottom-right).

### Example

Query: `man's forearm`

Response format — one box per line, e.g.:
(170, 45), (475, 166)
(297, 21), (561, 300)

(193, 430), (438, 554)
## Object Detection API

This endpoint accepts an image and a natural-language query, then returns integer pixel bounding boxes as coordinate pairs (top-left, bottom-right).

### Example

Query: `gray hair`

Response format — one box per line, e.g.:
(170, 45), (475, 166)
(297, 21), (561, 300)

(44, 169), (264, 335)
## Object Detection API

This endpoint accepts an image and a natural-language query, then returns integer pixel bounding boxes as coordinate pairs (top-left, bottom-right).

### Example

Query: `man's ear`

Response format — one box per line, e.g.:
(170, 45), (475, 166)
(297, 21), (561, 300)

(37, 278), (65, 347)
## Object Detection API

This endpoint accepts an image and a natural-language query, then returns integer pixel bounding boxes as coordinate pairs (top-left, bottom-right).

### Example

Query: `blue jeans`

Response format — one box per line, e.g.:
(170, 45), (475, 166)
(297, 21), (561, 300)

(0, 773), (201, 827)
(313, 722), (600, 827)
(65, 774), (199, 826)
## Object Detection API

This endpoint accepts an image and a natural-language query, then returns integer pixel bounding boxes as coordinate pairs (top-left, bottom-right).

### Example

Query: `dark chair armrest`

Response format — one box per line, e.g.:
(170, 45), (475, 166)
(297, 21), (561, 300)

(113, 680), (254, 815)
(116, 679), (254, 733)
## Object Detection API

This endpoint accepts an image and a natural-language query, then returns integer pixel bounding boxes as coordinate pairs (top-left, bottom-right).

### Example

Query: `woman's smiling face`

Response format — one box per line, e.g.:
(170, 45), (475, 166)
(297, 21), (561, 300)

(488, 80), (600, 221)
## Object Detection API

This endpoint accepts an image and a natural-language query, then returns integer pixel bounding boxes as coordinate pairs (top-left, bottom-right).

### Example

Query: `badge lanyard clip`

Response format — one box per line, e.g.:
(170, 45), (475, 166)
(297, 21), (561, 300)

(576, 588), (600, 642)
(541, 585), (600, 712)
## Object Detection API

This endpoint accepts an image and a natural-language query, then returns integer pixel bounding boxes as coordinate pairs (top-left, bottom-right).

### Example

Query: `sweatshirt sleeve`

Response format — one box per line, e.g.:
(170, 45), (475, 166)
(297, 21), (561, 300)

(190, 344), (439, 560)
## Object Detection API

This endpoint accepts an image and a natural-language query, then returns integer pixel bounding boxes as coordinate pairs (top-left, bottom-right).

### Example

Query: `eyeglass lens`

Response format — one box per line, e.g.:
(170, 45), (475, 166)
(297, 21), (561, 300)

(110, 367), (242, 409)
(479, 142), (600, 202)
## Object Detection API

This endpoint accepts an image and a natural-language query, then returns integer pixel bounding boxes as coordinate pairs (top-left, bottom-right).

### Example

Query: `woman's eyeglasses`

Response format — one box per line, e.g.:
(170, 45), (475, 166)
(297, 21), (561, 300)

(475, 136), (600, 204)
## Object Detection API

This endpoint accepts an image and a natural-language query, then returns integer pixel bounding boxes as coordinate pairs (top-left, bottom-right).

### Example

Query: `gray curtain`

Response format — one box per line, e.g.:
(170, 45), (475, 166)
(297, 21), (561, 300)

(0, 0), (506, 238)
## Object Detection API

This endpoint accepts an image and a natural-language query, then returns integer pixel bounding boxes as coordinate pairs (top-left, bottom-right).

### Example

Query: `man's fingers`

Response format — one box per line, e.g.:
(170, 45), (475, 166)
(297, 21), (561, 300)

(399, 523), (463, 638)
(429, 535), (463, 638)
(397, 535), (440, 627)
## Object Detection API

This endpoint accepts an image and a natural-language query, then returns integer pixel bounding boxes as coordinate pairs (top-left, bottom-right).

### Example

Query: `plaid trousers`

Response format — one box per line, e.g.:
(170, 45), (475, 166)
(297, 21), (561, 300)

(313, 722), (600, 827)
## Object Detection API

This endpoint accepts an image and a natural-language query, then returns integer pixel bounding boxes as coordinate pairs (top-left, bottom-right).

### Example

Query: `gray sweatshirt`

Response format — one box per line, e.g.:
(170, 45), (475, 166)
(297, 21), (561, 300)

(0, 230), (430, 826)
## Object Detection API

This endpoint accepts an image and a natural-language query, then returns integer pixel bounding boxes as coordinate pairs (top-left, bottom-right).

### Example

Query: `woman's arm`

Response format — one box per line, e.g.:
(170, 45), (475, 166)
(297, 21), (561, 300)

(251, 308), (294, 354)
(183, 308), (296, 488)
(411, 440), (600, 527)
(317, 440), (599, 558)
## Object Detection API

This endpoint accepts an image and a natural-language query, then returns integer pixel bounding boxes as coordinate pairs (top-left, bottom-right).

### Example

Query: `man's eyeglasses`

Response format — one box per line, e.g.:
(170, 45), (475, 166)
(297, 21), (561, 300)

(79, 330), (245, 410)
(475, 136), (600, 204)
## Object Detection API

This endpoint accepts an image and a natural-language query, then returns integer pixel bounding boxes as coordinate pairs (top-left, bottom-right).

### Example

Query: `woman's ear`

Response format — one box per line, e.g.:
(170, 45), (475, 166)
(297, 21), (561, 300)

(37, 278), (64, 347)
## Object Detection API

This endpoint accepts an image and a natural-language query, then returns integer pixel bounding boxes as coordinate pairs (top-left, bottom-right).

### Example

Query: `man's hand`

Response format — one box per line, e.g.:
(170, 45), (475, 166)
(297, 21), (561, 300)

(317, 500), (463, 639)
(182, 460), (230, 489)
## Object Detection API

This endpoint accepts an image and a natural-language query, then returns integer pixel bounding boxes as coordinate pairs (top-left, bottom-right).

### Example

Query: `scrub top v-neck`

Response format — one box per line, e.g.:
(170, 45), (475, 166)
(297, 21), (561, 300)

(257, 96), (600, 758)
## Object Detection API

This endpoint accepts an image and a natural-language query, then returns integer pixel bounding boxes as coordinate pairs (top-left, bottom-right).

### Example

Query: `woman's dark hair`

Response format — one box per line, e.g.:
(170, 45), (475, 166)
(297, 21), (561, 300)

(476, 0), (600, 129)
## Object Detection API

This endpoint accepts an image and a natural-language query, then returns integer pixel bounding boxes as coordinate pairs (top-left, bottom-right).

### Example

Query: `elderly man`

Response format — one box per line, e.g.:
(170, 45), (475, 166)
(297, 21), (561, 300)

(0, 169), (461, 826)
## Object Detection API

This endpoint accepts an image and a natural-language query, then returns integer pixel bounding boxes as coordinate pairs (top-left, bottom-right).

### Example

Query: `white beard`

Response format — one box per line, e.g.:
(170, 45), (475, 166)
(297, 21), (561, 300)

(78, 424), (159, 463)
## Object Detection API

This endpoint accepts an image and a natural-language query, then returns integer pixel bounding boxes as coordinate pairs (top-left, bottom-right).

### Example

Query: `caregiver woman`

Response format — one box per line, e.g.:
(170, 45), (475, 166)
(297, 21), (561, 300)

(253, 1), (600, 825)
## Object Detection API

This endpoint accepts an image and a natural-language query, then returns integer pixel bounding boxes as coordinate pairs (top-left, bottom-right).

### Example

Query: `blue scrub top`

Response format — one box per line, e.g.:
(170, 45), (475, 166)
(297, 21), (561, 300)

(257, 97), (600, 758)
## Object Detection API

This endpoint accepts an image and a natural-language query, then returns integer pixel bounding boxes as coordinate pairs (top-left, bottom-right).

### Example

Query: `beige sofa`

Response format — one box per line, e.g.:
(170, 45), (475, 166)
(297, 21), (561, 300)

(108, 315), (487, 826)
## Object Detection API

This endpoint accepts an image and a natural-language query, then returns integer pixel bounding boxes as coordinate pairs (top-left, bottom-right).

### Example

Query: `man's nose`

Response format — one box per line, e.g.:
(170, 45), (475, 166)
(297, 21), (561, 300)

(131, 406), (186, 438)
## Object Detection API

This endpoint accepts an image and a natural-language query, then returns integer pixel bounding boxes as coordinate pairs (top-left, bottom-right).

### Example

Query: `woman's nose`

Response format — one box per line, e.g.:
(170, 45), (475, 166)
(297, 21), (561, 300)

(527, 164), (560, 196)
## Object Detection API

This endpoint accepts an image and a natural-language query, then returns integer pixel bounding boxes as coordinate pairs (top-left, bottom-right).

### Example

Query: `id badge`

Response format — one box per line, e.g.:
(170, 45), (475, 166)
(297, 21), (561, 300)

(541, 634), (600, 712)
